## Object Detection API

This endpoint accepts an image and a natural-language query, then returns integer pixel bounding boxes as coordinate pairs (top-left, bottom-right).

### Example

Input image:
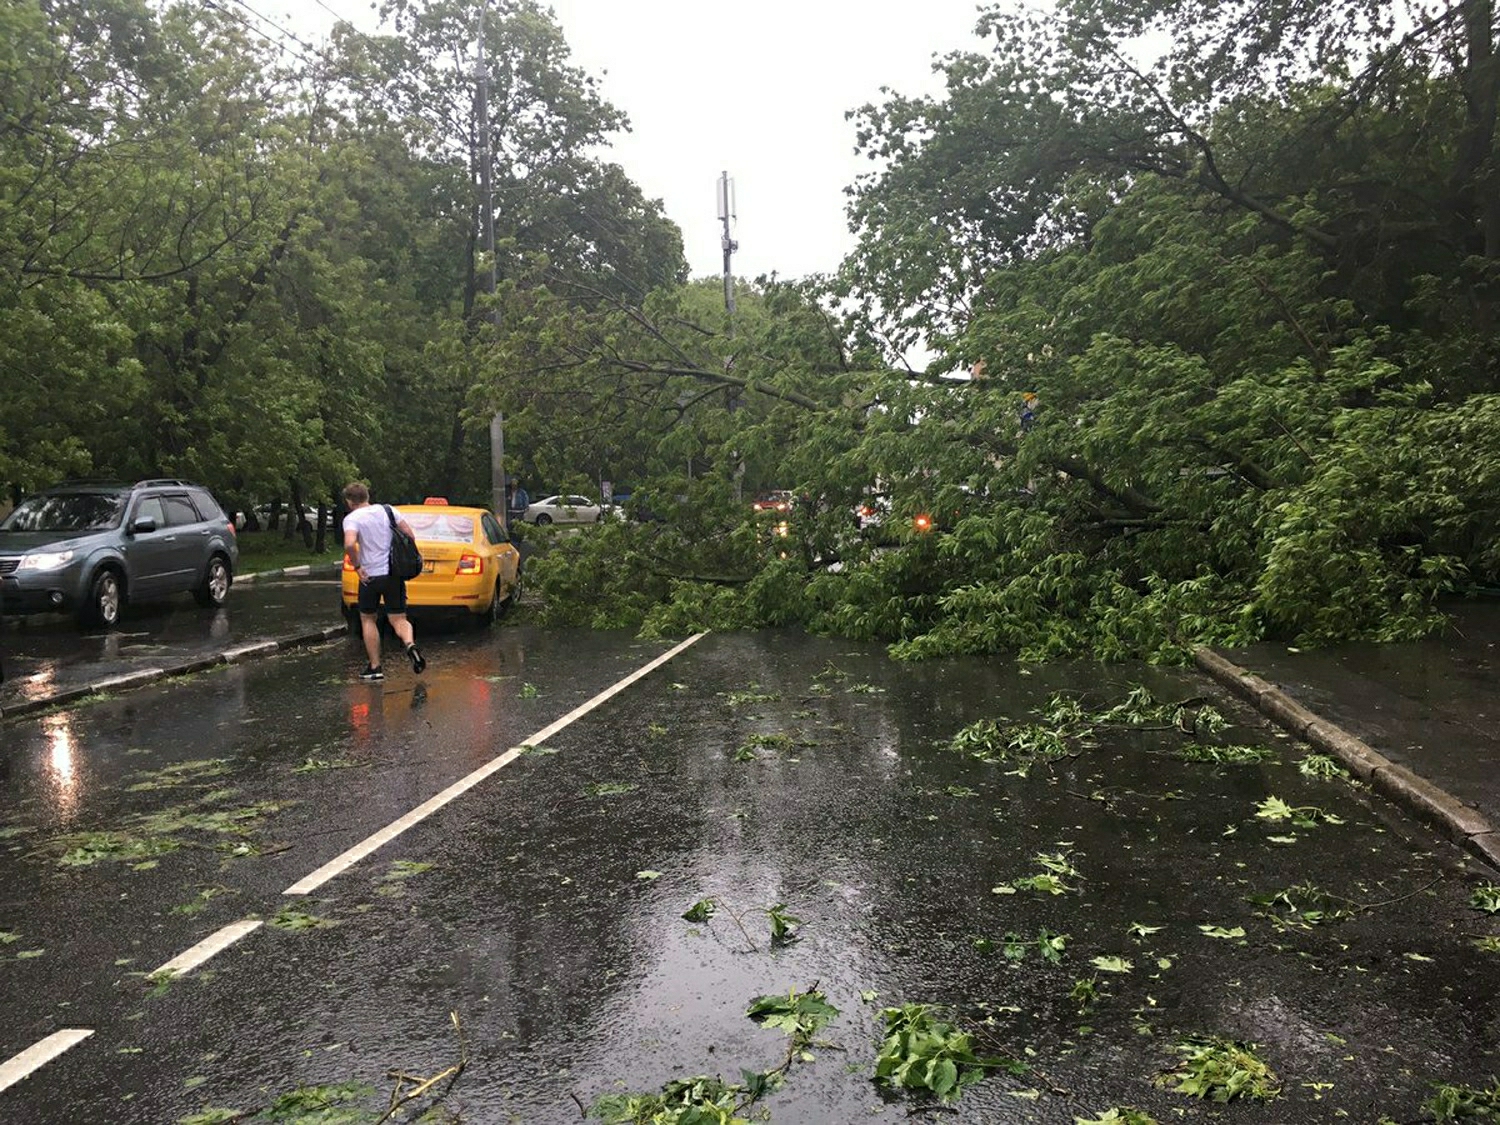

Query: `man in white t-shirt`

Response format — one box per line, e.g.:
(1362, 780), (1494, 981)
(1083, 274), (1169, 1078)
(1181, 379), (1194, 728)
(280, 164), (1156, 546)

(341, 481), (426, 682)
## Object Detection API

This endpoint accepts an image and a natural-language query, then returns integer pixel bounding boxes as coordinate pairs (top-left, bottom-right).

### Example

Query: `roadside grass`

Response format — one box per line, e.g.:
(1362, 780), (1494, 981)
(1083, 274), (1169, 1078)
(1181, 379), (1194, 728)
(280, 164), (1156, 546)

(234, 531), (337, 575)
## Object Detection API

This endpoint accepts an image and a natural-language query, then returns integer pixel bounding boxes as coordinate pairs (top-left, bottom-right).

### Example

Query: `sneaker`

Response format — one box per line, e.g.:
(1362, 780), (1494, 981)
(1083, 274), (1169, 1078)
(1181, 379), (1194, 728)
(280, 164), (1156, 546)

(406, 643), (426, 674)
(359, 665), (384, 681)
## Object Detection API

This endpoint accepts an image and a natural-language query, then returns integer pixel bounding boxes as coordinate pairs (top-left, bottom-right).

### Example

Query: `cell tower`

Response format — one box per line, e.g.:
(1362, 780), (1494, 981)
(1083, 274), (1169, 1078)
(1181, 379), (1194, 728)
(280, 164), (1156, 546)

(717, 171), (738, 320)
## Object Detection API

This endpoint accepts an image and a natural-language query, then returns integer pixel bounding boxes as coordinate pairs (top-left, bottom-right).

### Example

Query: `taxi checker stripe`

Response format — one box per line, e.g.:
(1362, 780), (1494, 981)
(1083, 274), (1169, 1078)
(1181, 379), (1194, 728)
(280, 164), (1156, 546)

(284, 632), (706, 896)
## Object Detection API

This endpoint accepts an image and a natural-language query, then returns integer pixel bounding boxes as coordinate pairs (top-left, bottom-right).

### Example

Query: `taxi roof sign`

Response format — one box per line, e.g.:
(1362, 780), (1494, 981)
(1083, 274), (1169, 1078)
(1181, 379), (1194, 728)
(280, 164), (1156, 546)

(423, 496), (449, 505)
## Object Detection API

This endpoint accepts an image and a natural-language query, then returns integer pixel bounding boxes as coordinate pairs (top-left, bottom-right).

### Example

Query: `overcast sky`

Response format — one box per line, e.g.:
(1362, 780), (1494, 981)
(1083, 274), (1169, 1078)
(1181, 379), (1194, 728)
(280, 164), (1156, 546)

(281, 0), (992, 283)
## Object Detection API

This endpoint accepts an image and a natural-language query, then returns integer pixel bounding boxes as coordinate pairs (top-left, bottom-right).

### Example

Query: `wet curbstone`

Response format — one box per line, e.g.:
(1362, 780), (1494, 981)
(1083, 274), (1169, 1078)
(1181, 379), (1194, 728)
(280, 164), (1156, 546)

(1254, 689), (1321, 737)
(1191, 649), (1266, 704)
(221, 641), (280, 664)
(1194, 645), (1500, 870)
(235, 562), (339, 586)
(0, 685), (96, 721)
(1303, 720), (1385, 780)
(1369, 765), (1494, 842)
(3, 620), (349, 723)
(172, 654), (228, 676)
(88, 668), (167, 694)
(276, 626), (347, 651)
(1470, 833), (1500, 870)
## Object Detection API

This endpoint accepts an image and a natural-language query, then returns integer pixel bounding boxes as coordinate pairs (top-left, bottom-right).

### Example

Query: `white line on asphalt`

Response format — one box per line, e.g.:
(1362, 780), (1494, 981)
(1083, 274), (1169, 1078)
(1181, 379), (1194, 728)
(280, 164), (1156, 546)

(151, 919), (264, 978)
(0, 1030), (94, 1096)
(284, 632), (707, 896)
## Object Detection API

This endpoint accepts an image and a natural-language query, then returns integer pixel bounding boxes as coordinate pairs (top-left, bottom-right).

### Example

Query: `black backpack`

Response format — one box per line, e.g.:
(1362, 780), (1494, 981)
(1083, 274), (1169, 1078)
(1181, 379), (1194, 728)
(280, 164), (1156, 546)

(384, 504), (424, 580)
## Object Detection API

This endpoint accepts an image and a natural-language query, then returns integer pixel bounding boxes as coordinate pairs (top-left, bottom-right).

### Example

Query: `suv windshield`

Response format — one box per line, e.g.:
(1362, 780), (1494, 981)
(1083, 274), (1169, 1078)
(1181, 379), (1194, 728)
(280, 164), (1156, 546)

(0, 493), (125, 533)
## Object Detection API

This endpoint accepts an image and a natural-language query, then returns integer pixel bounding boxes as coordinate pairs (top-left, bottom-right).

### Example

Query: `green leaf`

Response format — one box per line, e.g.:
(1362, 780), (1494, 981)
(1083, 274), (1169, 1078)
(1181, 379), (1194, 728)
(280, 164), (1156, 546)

(1470, 884), (1500, 914)
(1198, 924), (1247, 940)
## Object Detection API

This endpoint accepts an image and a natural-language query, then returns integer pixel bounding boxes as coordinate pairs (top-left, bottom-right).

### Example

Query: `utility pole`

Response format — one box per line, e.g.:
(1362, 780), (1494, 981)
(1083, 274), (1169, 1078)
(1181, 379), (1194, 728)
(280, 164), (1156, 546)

(477, 1), (507, 526)
(717, 171), (737, 325)
(718, 171), (743, 499)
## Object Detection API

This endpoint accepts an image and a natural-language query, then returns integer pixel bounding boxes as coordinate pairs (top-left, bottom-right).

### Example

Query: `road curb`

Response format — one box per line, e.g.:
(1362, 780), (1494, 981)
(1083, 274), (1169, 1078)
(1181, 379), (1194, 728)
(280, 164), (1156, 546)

(0, 624), (348, 722)
(235, 561), (341, 585)
(1193, 646), (1500, 870)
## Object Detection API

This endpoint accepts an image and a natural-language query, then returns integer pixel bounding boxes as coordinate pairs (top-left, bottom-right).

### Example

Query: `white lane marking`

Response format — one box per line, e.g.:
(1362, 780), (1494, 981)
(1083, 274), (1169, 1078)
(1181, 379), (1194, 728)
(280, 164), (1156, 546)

(523, 633), (706, 747)
(285, 632), (706, 896)
(0, 1030), (94, 1095)
(151, 919), (263, 979)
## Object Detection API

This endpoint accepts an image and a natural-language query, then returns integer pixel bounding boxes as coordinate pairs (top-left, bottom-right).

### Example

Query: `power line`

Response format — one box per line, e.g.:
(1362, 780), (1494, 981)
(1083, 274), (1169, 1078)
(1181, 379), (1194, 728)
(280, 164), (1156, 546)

(220, 0), (323, 59)
(201, 0), (319, 70)
(309, 0), (351, 24)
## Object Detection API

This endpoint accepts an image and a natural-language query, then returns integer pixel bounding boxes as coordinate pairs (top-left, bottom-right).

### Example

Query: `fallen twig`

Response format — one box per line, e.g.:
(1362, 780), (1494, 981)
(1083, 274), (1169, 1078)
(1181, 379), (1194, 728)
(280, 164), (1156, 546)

(374, 1010), (468, 1124)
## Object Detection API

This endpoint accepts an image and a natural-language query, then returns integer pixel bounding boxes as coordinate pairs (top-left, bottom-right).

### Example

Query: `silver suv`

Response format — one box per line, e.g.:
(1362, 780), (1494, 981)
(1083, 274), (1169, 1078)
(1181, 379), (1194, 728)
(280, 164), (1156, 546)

(0, 479), (239, 628)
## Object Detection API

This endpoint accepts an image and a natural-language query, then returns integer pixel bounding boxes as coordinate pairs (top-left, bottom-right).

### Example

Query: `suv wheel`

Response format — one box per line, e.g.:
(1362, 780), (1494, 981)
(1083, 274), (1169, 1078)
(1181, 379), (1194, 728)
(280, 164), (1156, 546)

(194, 556), (231, 607)
(81, 569), (122, 628)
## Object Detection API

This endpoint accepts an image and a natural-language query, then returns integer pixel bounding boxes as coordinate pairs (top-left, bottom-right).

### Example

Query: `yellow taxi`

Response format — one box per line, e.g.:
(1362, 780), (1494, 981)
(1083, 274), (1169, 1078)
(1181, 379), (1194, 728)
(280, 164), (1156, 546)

(341, 499), (521, 625)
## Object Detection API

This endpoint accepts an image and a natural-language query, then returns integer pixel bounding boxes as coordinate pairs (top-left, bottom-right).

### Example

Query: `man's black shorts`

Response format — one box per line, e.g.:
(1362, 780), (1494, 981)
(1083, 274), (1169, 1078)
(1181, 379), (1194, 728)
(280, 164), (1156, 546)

(358, 574), (408, 615)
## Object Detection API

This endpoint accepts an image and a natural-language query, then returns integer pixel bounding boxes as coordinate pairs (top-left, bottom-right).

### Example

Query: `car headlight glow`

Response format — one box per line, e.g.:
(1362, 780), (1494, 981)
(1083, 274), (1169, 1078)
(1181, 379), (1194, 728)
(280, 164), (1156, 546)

(19, 550), (75, 571)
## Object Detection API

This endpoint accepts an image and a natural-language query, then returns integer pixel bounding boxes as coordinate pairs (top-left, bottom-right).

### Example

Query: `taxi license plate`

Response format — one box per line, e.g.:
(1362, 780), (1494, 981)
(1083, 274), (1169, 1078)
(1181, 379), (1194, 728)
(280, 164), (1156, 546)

(422, 561), (436, 574)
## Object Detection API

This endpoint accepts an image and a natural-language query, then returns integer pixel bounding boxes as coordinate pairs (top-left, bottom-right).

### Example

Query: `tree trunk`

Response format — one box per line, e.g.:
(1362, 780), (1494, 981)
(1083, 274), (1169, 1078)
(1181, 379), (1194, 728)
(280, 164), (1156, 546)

(288, 481), (313, 547)
(1454, 0), (1500, 253)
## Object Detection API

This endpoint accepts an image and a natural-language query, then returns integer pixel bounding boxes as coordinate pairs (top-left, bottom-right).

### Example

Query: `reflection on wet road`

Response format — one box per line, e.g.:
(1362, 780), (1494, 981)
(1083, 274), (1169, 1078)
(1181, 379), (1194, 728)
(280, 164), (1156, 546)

(1, 630), (1498, 1123)
(0, 577), (341, 708)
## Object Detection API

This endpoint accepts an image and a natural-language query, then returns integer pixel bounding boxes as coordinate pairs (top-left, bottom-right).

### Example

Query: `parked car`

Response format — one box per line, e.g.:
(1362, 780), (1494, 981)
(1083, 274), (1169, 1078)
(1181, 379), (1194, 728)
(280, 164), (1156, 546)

(341, 499), (521, 625)
(523, 494), (607, 525)
(752, 490), (795, 513)
(853, 494), (891, 531)
(0, 478), (238, 627)
(250, 502), (318, 525)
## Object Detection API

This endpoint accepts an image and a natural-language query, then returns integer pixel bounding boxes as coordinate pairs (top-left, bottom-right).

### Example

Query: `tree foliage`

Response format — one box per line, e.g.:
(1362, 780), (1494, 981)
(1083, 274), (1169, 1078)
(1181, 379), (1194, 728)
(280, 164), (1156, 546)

(0, 0), (682, 520)
(525, 0), (1500, 659)
(7, 0), (1497, 656)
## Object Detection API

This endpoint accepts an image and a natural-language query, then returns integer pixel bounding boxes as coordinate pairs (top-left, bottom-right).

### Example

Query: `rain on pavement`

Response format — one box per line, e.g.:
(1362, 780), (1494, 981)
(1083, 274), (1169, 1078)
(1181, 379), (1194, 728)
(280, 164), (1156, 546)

(1, 608), (1499, 1123)
(0, 576), (341, 710)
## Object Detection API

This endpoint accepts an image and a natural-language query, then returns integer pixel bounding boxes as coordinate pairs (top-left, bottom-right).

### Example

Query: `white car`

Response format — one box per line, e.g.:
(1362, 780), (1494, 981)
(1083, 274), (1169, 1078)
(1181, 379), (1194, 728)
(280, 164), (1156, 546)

(523, 495), (606, 525)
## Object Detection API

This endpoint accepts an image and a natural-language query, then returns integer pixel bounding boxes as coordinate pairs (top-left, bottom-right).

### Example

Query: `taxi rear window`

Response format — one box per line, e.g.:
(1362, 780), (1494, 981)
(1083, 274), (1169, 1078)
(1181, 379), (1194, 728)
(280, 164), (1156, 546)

(403, 512), (475, 543)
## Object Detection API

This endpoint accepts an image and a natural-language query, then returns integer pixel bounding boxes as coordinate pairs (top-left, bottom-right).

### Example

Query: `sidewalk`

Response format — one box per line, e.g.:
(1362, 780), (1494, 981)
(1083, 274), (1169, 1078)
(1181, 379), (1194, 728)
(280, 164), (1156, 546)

(1205, 598), (1500, 868)
(0, 569), (344, 719)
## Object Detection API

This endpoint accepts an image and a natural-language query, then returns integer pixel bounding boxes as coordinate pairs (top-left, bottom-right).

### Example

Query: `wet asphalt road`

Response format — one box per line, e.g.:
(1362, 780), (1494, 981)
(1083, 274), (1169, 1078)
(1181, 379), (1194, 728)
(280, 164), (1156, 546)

(2, 627), (1499, 1122)
(0, 576), (342, 710)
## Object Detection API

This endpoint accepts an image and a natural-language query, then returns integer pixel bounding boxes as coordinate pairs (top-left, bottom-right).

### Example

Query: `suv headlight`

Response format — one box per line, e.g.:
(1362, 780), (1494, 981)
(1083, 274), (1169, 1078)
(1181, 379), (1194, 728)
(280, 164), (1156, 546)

(19, 550), (75, 571)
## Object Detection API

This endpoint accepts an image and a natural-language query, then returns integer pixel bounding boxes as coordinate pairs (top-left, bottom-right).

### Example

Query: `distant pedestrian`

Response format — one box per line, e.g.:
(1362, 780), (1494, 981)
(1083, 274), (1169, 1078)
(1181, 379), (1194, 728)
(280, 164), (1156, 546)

(341, 482), (425, 682)
(507, 479), (530, 527)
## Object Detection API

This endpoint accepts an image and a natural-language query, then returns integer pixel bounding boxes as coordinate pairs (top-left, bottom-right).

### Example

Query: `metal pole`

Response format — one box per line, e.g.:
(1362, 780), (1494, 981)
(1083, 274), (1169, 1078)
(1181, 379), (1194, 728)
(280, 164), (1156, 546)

(718, 172), (743, 500)
(478, 1), (507, 525)
(718, 170), (737, 324)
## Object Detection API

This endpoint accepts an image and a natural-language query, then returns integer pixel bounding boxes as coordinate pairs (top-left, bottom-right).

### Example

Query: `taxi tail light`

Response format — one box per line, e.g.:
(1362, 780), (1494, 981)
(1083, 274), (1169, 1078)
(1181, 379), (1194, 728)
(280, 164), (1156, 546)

(342, 552), (356, 572)
(456, 553), (483, 575)
(913, 513), (933, 533)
